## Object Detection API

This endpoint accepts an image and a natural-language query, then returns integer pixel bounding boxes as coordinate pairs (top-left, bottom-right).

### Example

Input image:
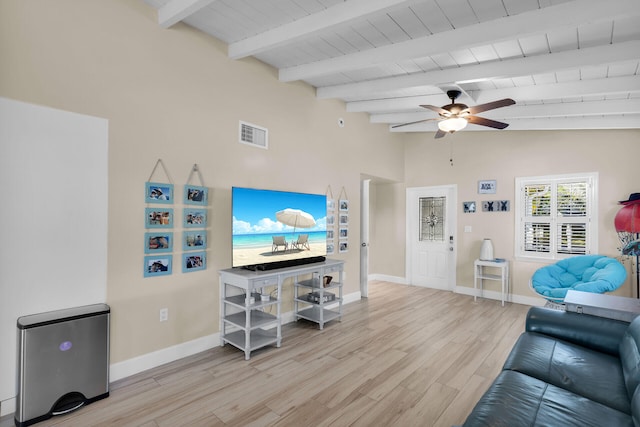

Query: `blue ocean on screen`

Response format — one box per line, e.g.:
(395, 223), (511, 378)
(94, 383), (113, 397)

(233, 231), (327, 249)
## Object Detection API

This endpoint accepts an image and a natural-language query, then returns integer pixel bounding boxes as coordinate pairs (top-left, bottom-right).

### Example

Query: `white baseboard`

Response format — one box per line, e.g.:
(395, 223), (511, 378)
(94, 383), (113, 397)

(368, 273), (408, 284)
(454, 285), (545, 307)
(1, 398), (15, 418)
(109, 333), (220, 382)
(111, 290), (362, 382)
(369, 273), (544, 307)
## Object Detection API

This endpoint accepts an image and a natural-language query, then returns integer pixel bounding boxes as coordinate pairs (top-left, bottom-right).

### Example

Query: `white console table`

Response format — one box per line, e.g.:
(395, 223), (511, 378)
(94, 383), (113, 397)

(474, 259), (509, 306)
(219, 259), (345, 359)
(565, 290), (640, 323)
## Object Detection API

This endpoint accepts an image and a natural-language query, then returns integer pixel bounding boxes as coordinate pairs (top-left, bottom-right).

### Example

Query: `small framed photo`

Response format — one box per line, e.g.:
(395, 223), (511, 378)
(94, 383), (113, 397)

(483, 200), (510, 212)
(327, 199), (335, 212)
(463, 201), (476, 213)
(183, 252), (206, 273)
(339, 228), (348, 239)
(144, 255), (172, 277)
(339, 240), (349, 253)
(183, 230), (206, 251)
(326, 229), (334, 240)
(184, 185), (208, 206)
(339, 199), (349, 212)
(146, 182), (173, 204)
(327, 242), (335, 255)
(144, 232), (173, 253)
(184, 208), (207, 228)
(478, 180), (497, 194)
(145, 208), (173, 228)
(327, 215), (335, 226)
(339, 214), (349, 225)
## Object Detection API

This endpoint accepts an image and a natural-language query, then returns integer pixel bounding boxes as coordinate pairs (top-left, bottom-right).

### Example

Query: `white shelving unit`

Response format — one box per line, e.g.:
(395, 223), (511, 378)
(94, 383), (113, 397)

(474, 259), (510, 306)
(294, 262), (344, 329)
(219, 259), (344, 359)
(219, 274), (281, 360)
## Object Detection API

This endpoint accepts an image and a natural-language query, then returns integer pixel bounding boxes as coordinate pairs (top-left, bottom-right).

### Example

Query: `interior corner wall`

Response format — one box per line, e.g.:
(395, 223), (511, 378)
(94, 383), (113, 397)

(0, 97), (108, 406)
(0, 0), (405, 390)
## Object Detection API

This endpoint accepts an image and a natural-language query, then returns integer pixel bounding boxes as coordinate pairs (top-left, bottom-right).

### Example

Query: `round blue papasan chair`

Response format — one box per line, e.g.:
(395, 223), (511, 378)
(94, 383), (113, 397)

(531, 255), (627, 303)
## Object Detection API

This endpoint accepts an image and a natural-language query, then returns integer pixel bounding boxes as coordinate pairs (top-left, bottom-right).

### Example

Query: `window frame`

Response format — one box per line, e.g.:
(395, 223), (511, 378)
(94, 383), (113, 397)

(514, 172), (598, 262)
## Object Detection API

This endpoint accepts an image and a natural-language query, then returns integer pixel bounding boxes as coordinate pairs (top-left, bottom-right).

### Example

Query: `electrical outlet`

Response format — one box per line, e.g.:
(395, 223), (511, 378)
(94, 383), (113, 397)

(159, 308), (168, 322)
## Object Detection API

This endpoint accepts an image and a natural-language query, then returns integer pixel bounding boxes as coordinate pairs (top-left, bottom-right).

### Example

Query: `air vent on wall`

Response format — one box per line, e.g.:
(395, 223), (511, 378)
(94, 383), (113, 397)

(239, 121), (268, 149)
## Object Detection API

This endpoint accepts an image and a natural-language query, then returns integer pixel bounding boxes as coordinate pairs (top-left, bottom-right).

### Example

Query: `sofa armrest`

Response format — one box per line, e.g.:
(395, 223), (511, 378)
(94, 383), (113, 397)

(526, 306), (629, 356)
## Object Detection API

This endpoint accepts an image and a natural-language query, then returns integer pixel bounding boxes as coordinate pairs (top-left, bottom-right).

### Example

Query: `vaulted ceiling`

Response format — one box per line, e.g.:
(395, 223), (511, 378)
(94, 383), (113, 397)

(144, 0), (640, 134)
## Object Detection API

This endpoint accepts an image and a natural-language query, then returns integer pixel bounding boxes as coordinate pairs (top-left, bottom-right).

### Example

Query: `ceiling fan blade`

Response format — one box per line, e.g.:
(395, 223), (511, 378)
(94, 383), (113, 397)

(434, 129), (447, 139)
(420, 104), (450, 116)
(391, 118), (438, 129)
(468, 98), (515, 115)
(467, 115), (509, 129)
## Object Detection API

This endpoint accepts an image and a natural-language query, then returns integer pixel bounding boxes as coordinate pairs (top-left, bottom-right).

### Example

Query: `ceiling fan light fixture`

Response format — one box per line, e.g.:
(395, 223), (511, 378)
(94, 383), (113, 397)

(438, 117), (468, 133)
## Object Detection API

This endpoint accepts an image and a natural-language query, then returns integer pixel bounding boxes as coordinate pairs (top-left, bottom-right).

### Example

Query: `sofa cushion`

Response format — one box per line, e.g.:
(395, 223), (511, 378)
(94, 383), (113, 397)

(620, 316), (640, 399)
(462, 370), (633, 427)
(503, 332), (630, 414)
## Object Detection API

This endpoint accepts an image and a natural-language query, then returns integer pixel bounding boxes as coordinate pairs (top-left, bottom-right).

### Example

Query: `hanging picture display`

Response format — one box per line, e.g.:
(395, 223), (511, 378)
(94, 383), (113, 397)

(144, 159), (175, 278)
(143, 161), (210, 277)
(338, 186), (349, 253)
(182, 164), (209, 277)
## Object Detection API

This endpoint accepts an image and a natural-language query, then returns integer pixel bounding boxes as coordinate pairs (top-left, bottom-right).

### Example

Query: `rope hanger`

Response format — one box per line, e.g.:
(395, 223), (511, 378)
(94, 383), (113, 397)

(147, 159), (174, 184)
(186, 164), (205, 187)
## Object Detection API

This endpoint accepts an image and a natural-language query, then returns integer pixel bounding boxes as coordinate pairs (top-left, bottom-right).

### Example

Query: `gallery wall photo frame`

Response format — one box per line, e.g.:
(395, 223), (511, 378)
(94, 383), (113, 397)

(145, 182), (174, 204)
(145, 208), (173, 228)
(478, 180), (497, 194)
(327, 242), (335, 255)
(144, 232), (173, 254)
(144, 255), (172, 277)
(183, 230), (206, 251)
(183, 251), (206, 273)
(184, 208), (207, 228)
(482, 200), (511, 212)
(184, 184), (208, 206)
(463, 201), (476, 213)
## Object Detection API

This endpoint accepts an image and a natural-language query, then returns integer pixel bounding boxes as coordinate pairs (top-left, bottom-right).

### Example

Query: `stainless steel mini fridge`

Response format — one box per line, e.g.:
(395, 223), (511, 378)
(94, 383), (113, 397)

(15, 304), (110, 427)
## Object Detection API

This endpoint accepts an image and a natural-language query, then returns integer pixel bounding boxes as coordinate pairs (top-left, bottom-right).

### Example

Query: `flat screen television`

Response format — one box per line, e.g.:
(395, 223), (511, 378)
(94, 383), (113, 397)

(232, 187), (327, 270)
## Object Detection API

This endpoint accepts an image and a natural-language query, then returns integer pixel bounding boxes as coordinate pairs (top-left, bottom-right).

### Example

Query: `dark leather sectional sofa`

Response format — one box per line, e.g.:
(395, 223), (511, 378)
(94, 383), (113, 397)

(461, 306), (640, 426)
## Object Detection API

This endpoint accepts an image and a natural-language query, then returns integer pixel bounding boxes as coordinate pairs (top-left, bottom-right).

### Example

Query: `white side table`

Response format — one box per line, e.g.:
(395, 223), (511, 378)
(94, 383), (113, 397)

(474, 259), (510, 306)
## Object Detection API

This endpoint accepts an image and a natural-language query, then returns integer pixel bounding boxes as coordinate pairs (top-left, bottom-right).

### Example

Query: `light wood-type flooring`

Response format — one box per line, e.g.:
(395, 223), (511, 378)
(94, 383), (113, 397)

(1, 281), (531, 427)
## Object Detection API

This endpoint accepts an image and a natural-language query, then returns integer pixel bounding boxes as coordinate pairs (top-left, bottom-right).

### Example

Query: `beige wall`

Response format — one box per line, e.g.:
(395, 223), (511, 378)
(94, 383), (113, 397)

(2, 0), (639, 372)
(0, 0), (404, 364)
(398, 129), (640, 299)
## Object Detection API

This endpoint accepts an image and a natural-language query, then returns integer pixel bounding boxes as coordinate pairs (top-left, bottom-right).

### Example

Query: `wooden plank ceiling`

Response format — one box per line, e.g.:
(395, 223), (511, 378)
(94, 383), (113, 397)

(145, 0), (640, 133)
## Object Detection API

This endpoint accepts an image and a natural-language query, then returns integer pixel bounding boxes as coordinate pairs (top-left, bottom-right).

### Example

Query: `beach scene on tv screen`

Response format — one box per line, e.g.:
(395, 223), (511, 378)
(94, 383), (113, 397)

(232, 187), (327, 267)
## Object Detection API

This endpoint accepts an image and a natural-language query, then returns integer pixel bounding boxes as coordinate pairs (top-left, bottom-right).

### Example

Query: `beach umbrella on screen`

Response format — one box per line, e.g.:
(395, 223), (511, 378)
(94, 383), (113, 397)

(276, 208), (316, 233)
